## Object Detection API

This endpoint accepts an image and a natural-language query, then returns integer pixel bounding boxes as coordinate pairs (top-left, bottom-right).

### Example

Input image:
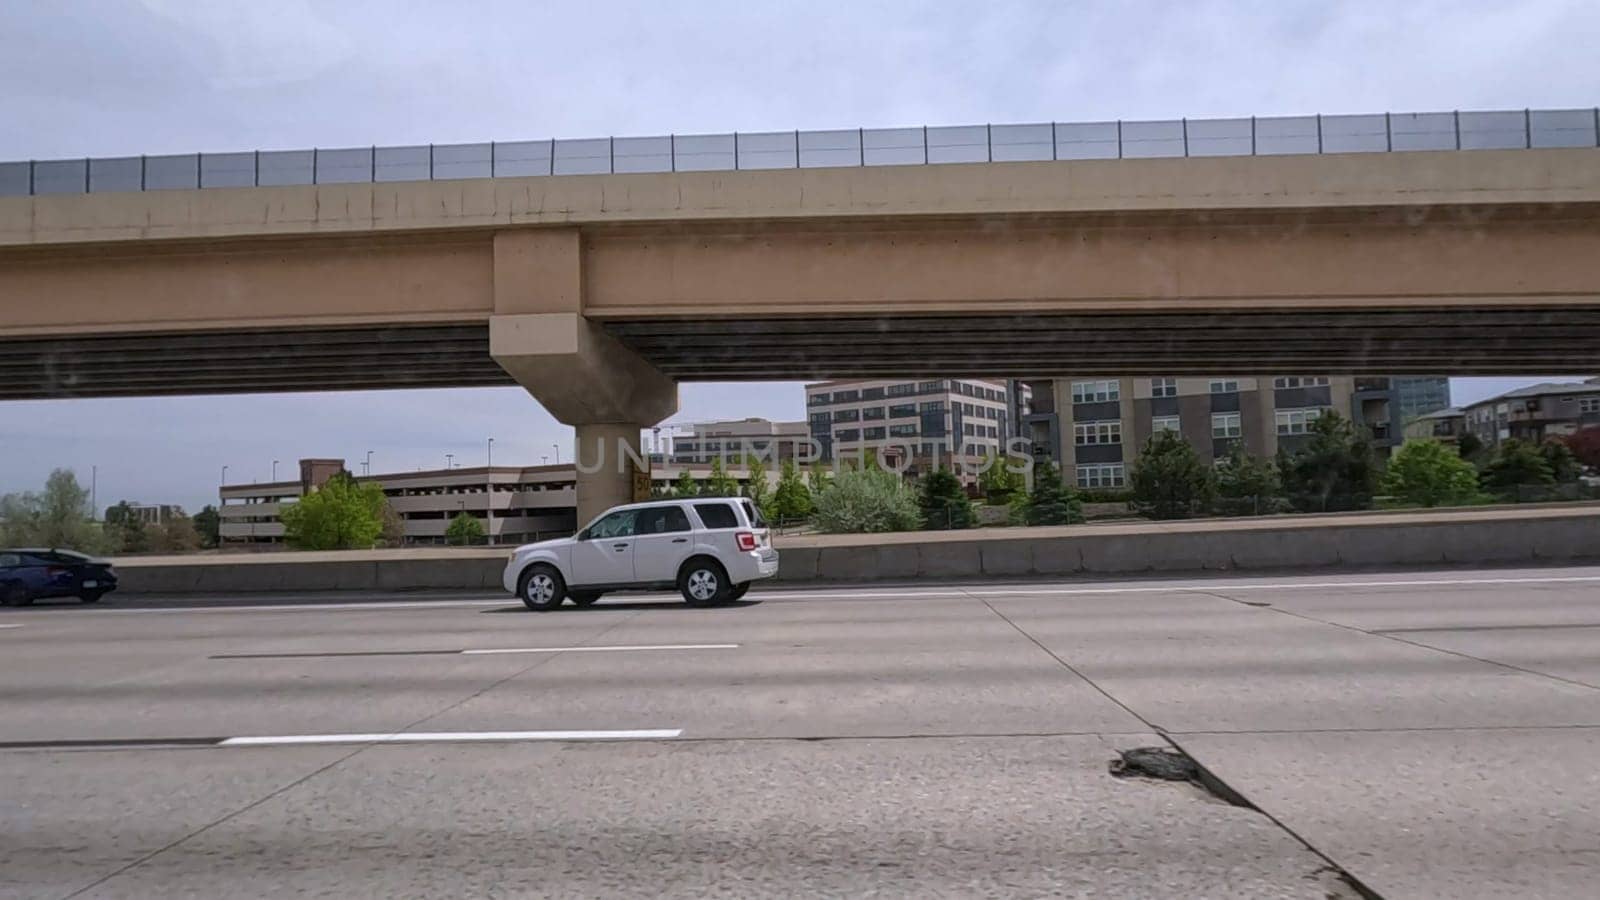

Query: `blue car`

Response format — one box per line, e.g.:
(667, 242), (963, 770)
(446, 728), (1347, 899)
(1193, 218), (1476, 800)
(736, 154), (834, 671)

(0, 548), (117, 606)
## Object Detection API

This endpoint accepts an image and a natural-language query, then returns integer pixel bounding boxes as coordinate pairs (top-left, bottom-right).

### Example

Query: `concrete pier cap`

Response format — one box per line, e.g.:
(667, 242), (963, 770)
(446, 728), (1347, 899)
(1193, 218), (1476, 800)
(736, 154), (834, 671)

(488, 228), (678, 525)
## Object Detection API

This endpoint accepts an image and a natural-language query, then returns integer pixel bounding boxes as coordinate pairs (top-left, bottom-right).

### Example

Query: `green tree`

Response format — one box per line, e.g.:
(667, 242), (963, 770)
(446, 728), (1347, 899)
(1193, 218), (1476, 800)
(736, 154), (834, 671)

(279, 472), (386, 550)
(743, 454), (772, 515)
(918, 468), (975, 529)
(192, 504), (221, 549)
(1480, 438), (1554, 492)
(807, 461), (831, 497)
(702, 457), (740, 497)
(445, 511), (484, 546)
(673, 468), (698, 498)
(1130, 431), (1215, 519)
(1381, 440), (1485, 507)
(0, 469), (109, 553)
(1540, 439), (1580, 483)
(1214, 443), (1281, 516)
(772, 459), (814, 522)
(1279, 412), (1377, 513)
(1021, 461), (1084, 526)
(1456, 432), (1485, 462)
(812, 467), (921, 533)
(979, 449), (1025, 505)
(379, 501), (407, 547)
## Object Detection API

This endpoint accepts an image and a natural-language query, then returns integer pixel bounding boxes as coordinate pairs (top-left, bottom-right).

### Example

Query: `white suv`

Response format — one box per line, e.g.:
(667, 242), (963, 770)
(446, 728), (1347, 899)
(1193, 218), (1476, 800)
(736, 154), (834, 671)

(502, 497), (779, 610)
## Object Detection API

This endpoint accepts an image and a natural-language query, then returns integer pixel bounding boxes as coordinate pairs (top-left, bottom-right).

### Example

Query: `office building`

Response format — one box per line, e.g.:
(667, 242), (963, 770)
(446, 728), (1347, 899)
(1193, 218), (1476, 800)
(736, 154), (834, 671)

(1460, 379), (1600, 448)
(220, 457), (778, 546)
(805, 378), (1013, 473)
(1022, 376), (1357, 490)
(1402, 407), (1467, 445)
(663, 418), (811, 464)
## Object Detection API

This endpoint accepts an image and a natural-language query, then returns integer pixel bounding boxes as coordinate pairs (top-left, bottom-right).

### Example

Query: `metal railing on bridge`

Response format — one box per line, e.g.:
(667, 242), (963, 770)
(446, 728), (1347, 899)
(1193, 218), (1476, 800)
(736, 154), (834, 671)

(3, 107), (1598, 197)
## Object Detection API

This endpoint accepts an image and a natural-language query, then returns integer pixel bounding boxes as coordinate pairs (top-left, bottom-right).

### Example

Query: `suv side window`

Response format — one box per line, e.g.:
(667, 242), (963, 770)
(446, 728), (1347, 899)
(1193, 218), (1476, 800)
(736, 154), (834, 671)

(740, 500), (765, 527)
(0, 553), (20, 567)
(693, 502), (739, 530)
(586, 510), (638, 539)
(635, 505), (691, 535)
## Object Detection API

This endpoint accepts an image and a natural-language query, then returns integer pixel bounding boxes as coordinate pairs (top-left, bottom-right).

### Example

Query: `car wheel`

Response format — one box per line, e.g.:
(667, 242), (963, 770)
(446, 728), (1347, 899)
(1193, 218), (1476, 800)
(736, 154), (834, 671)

(568, 591), (601, 607)
(517, 565), (566, 611)
(79, 591), (105, 604)
(726, 583), (751, 602)
(678, 559), (729, 608)
(1, 583), (31, 607)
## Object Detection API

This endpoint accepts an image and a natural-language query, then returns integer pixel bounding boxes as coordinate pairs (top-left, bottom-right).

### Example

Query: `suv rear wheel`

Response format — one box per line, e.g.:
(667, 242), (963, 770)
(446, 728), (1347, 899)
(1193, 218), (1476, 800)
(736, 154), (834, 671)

(678, 558), (729, 608)
(518, 564), (566, 612)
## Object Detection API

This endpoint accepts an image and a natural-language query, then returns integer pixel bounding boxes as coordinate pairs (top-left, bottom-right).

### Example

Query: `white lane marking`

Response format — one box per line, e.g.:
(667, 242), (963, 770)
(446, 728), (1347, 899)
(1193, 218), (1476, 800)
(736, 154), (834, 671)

(0, 624), (23, 629)
(98, 599), (510, 614)
(219, 729), (682, 746)
(760, 574), (1600, 600)
(462, 643), (738, 655)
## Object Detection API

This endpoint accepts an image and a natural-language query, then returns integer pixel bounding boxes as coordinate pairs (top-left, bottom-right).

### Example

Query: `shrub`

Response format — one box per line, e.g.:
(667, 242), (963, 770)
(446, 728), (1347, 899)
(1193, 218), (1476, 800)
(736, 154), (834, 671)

(1381, 440), (1485, 507)
(919, 468), (975, 529)
(1279, 412), (1377, 513)
(445, 511), (485, 546)
(1022, 461), (1084, 526)
(1214, 443), (1281, 516)
(813, 467), (921, 533)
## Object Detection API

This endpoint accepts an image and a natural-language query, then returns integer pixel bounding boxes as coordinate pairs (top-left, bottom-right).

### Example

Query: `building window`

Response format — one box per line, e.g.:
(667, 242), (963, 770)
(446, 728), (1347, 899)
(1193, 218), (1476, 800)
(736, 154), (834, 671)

(1275, 407), (1327, 435)
(917, 380), (945, 393)
(863, 426), (886, 440)
(1071, 380), (1120, 403)
(1273, 376), (1330, 389)
(809, 411), (831, 424)
(919, 400), (946, 413)
(834, 389), (860, 402)
(834, 408), (860, 422)
(808, 392), (831, 406)
(1151, 377), (1177, 398)
(964, 423), (976, 436)
(1209, 379), (1239, 394)
(1074, 420), (1122, 445)
(1152, 415), (1180, 433)
(887, 382), (916, 397)
(862, 406), (886, 421)
(889, 424), (918, 437)
(1582, 398), (1600, 413)
(1212, 412), (1242, 438)
(889, 403), (917, 418)
(836, 428), (860, 441)
(1076, 463), (1126, 488)
(862, 387), (885, 400)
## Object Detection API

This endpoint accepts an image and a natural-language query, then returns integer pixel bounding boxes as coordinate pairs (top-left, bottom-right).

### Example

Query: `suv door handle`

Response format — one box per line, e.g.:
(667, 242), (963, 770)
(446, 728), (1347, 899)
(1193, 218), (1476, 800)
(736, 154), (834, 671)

(671, 538), (688, 544)
(612, 543), (630, 550)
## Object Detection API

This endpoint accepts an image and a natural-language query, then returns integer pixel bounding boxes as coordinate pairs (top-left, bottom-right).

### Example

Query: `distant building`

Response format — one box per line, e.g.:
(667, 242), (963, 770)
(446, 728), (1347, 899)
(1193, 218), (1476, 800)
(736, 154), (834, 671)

(663, 418), (810, 464)
(1402, 407), (1466, 445)
(1460, 379), (1600, 448)
(1022, 376), (1358, 490)
(1352, 377), (1452, 452)
(805, 378), (1013, 476)
(106, 503), (184, 526)
(220, 457), (778, 546)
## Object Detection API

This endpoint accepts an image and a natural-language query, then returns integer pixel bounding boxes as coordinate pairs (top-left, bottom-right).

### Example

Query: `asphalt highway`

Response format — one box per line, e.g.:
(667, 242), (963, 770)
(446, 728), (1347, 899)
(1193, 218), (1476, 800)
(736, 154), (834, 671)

(5, 566), (1600, 898)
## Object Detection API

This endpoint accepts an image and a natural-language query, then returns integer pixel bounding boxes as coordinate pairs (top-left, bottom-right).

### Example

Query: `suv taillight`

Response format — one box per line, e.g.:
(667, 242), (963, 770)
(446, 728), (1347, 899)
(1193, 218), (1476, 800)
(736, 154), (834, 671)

(735, 532), (759, 551)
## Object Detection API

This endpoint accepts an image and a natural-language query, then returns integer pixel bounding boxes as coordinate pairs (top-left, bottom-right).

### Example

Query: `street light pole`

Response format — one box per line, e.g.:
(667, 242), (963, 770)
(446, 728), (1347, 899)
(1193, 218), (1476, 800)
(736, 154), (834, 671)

(445, 453), (454, 470)
(364, 450), (373, 477)
(486, 437), (495, 546)
(553, 443), (560, 465)
(271, 460), (279, 481)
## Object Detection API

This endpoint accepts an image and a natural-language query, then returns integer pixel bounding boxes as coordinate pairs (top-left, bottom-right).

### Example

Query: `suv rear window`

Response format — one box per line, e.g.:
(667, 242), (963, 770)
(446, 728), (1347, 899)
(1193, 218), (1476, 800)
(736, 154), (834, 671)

(693, 502), (739, 529)
(741, 500), (766, 527)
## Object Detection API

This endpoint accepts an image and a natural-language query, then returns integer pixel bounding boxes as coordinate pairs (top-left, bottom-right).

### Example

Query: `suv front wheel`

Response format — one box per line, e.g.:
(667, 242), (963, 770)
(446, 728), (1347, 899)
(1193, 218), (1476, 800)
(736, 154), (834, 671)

(518, 564), (566, 611)
(678, 558), (729, 608)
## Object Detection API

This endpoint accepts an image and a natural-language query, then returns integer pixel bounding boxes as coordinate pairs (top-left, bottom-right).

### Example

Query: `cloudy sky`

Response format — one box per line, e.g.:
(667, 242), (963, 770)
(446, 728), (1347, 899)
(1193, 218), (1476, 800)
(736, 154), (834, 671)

(3, 0), (1598, 512)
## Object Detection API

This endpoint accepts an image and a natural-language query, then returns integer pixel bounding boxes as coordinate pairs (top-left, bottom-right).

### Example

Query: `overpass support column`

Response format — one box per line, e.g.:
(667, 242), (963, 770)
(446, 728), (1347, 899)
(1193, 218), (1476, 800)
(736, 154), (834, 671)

(488, 230), (677, 524)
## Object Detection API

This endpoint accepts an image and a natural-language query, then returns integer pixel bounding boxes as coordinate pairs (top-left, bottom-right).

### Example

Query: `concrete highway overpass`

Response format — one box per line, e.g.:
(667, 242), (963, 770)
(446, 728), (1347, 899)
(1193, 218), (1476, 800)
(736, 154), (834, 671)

(5, 117), (1600, 514)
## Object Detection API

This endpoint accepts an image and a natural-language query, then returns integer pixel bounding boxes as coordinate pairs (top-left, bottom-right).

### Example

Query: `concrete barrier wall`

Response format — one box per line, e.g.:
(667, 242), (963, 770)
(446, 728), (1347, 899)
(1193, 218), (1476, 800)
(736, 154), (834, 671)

(114, 510), (1600, 595)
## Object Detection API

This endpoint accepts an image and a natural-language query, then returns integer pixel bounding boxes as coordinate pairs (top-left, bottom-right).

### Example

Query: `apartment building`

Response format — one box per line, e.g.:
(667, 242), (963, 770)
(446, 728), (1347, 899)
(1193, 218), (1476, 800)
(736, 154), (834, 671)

(805, 378), (1012, 471)
(1352, 376), (1452, 451)
(220, 457), (779, 546)
(1460, 379), (1600, 448)
(664, 418), (810, 464)
(1402, 407), (1467, 445)
(1022, 376), (1357, 490)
